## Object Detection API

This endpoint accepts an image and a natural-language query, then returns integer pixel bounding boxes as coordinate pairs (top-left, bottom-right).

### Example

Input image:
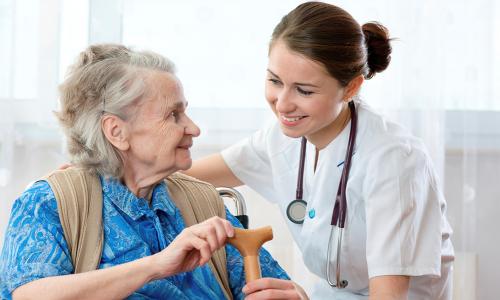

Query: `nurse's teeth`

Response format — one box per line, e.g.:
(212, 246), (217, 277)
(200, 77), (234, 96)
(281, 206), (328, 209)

(283, 116), (302, 122)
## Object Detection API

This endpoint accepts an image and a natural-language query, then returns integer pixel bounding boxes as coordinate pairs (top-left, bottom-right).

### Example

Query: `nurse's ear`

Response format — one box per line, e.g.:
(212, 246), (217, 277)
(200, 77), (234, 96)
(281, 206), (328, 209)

(342, 75), (364, 101)
(101, 114), (130, 151)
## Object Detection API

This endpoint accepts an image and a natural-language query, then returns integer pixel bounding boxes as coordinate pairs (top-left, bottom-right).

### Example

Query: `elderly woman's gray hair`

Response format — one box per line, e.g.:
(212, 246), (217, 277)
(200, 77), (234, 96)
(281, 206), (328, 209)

(57, 44), (175, 178)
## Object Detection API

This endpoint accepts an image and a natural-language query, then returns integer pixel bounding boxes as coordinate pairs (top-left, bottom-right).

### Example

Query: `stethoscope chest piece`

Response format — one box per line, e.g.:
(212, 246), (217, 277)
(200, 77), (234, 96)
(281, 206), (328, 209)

(286, 199), (307, 224)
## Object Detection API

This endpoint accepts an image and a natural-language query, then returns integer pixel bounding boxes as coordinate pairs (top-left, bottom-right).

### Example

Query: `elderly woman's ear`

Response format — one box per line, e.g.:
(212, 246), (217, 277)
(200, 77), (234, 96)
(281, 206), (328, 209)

(101, 114), (130, 151)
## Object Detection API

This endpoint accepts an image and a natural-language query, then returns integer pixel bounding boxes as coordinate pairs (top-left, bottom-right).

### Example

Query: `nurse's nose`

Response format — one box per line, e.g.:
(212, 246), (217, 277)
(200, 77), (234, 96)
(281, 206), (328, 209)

(275, 90), (296, 113)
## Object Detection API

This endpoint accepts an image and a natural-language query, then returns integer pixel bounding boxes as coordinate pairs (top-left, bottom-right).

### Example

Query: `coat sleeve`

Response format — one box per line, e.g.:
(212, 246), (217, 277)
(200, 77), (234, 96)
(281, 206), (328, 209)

(362, 139), (444, 278)
(221, 124), (279, 203)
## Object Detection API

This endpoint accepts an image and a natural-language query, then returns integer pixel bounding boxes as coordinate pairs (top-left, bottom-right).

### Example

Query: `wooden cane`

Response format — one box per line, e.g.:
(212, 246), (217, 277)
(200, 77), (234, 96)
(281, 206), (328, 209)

(227, 226), (273, 283)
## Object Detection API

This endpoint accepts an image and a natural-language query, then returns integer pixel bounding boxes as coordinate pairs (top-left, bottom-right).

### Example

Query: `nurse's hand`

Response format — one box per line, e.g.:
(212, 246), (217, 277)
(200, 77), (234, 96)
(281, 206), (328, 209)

(58, 163), (72, 170)
(242, 278), (309, 300)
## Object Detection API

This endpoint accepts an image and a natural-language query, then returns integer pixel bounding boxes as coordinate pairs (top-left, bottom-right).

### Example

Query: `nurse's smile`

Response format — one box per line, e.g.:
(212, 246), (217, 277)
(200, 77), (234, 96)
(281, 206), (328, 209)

(265, 40), (351, 148)
(280, 114), (308, 127)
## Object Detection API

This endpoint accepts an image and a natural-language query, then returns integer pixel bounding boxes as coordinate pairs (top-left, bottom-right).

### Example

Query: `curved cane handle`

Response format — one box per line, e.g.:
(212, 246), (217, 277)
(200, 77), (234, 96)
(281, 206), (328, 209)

(227, 226), (273, 283)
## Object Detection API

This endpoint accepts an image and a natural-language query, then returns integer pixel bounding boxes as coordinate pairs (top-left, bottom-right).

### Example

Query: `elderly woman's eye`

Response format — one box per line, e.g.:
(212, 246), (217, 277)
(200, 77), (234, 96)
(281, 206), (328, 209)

(171, 111), (180, 120)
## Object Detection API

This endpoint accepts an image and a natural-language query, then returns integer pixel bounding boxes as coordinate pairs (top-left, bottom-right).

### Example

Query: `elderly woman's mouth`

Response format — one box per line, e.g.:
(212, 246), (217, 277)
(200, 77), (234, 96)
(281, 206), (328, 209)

(177, 143), (192, 149)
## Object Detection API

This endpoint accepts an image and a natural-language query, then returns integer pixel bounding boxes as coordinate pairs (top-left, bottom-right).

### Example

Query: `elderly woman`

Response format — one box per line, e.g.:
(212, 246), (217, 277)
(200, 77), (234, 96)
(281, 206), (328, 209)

(0, 44), (306, 299)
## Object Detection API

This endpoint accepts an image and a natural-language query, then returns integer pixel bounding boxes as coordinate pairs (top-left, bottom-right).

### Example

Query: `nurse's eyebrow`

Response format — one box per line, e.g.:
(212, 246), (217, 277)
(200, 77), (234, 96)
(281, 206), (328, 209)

(266, 69), (319, 88)
(267, 69), (281, 79)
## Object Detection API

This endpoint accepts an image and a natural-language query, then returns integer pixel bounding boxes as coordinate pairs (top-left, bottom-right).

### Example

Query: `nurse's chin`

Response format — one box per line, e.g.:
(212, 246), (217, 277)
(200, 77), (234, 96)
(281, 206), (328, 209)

(279, 126), (307, 139)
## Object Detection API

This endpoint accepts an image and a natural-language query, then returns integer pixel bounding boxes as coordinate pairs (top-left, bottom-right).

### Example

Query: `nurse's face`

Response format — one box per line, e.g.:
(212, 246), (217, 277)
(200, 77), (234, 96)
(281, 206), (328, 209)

(265, 40), (350, 149)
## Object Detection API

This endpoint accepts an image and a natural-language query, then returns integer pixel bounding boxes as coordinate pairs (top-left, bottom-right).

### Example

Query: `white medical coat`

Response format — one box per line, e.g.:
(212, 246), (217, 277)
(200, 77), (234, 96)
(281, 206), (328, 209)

(221, 101), (454, 299)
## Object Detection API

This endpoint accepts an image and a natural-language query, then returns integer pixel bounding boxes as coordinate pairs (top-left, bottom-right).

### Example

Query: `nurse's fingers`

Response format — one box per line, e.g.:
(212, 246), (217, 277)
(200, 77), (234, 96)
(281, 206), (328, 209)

(243, 288), (302, 300)
(243, 278), (294, 293)
(243, 278), (303, 299)
(58, 163), (72, 170)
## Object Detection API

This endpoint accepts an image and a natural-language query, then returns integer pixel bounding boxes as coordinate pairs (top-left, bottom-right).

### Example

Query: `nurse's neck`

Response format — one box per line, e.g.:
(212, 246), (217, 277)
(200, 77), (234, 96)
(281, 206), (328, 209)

(307, 102), (351, 152)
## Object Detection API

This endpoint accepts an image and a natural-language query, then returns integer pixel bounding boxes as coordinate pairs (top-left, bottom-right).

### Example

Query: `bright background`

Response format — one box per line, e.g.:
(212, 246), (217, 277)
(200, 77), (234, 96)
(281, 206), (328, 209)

(0, 1), (499, 299)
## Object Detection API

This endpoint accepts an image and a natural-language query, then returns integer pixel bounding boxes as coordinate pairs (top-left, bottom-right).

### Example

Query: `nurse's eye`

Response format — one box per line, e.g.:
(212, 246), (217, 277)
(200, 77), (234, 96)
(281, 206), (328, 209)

(268, 78), (282, 85)
(297, 86), (314, 96)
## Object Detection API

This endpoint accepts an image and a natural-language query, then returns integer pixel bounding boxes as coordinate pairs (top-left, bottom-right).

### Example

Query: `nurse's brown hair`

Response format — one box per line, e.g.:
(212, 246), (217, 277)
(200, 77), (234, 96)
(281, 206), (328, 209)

(270, 1), (392, 86)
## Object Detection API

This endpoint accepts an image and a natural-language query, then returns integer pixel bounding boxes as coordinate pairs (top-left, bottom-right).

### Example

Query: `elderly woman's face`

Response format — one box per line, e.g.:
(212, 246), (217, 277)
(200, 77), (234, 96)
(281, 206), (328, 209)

(123, 71), (200, 177)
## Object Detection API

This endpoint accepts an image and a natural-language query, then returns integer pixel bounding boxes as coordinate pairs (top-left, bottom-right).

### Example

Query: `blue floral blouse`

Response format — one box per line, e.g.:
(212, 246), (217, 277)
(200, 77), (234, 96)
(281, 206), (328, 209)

(0, 176), (289, 299)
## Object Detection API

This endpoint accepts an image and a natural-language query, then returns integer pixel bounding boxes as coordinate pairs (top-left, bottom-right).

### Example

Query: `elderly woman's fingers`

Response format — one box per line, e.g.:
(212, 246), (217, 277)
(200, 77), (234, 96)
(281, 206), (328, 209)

(210, 216), (234, 239)
(223, 218), (235, 238)
(179, 228), (212, 266)
(161, 216), (235, 274)
(151, 228), (213, 278)
(208, 217), (234, 247)
(212, 220), (228, 247)
(193, 217), (234, 249)
(188, 235), (212, 266)
(195, 224), (219, 253)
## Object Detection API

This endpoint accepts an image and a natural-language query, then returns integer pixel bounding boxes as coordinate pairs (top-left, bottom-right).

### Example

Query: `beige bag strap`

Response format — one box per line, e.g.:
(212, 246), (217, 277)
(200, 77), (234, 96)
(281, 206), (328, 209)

(165, 173), (232, 300)
(43, 167), (104, 273)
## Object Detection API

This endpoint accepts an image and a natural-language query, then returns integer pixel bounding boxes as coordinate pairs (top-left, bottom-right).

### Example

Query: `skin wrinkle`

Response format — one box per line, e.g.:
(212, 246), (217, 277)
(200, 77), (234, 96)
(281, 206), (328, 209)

(118, 71), (199, 199)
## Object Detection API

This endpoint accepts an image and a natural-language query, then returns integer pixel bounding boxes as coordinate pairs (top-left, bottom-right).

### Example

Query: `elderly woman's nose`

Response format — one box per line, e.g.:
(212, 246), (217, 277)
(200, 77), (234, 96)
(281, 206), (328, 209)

(184, 115), (201, 137)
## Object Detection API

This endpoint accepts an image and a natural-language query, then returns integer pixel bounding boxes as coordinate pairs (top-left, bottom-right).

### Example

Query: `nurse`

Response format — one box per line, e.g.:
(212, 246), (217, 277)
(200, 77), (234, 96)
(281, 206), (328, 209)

(186, 1), (454, 300)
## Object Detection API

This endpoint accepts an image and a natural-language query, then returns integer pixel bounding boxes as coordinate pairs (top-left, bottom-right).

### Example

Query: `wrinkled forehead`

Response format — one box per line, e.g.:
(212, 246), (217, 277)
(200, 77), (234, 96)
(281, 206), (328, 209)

(147, 71), (182, 96)
(143, 71), (186, 111)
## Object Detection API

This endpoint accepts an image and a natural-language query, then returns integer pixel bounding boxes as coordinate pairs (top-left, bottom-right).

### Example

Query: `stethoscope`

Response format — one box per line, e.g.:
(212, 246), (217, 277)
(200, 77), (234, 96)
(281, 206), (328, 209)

(286, 100), (357, 289)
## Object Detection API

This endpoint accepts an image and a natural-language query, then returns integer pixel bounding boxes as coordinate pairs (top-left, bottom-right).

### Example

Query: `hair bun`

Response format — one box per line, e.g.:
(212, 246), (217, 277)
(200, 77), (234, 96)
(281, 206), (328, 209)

(362, 22), (392, 79)
(75, 44), (130, 69)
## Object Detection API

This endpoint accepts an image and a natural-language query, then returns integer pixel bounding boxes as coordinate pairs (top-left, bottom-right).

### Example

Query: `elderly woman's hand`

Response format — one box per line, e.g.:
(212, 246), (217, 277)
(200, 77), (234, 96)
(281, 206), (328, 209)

(149, 216), (234, 279)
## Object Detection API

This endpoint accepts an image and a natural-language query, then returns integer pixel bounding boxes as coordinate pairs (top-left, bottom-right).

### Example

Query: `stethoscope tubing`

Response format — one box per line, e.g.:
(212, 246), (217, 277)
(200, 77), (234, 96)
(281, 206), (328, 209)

(326, 226), (348, 288)
(288, 101), (357, 288)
